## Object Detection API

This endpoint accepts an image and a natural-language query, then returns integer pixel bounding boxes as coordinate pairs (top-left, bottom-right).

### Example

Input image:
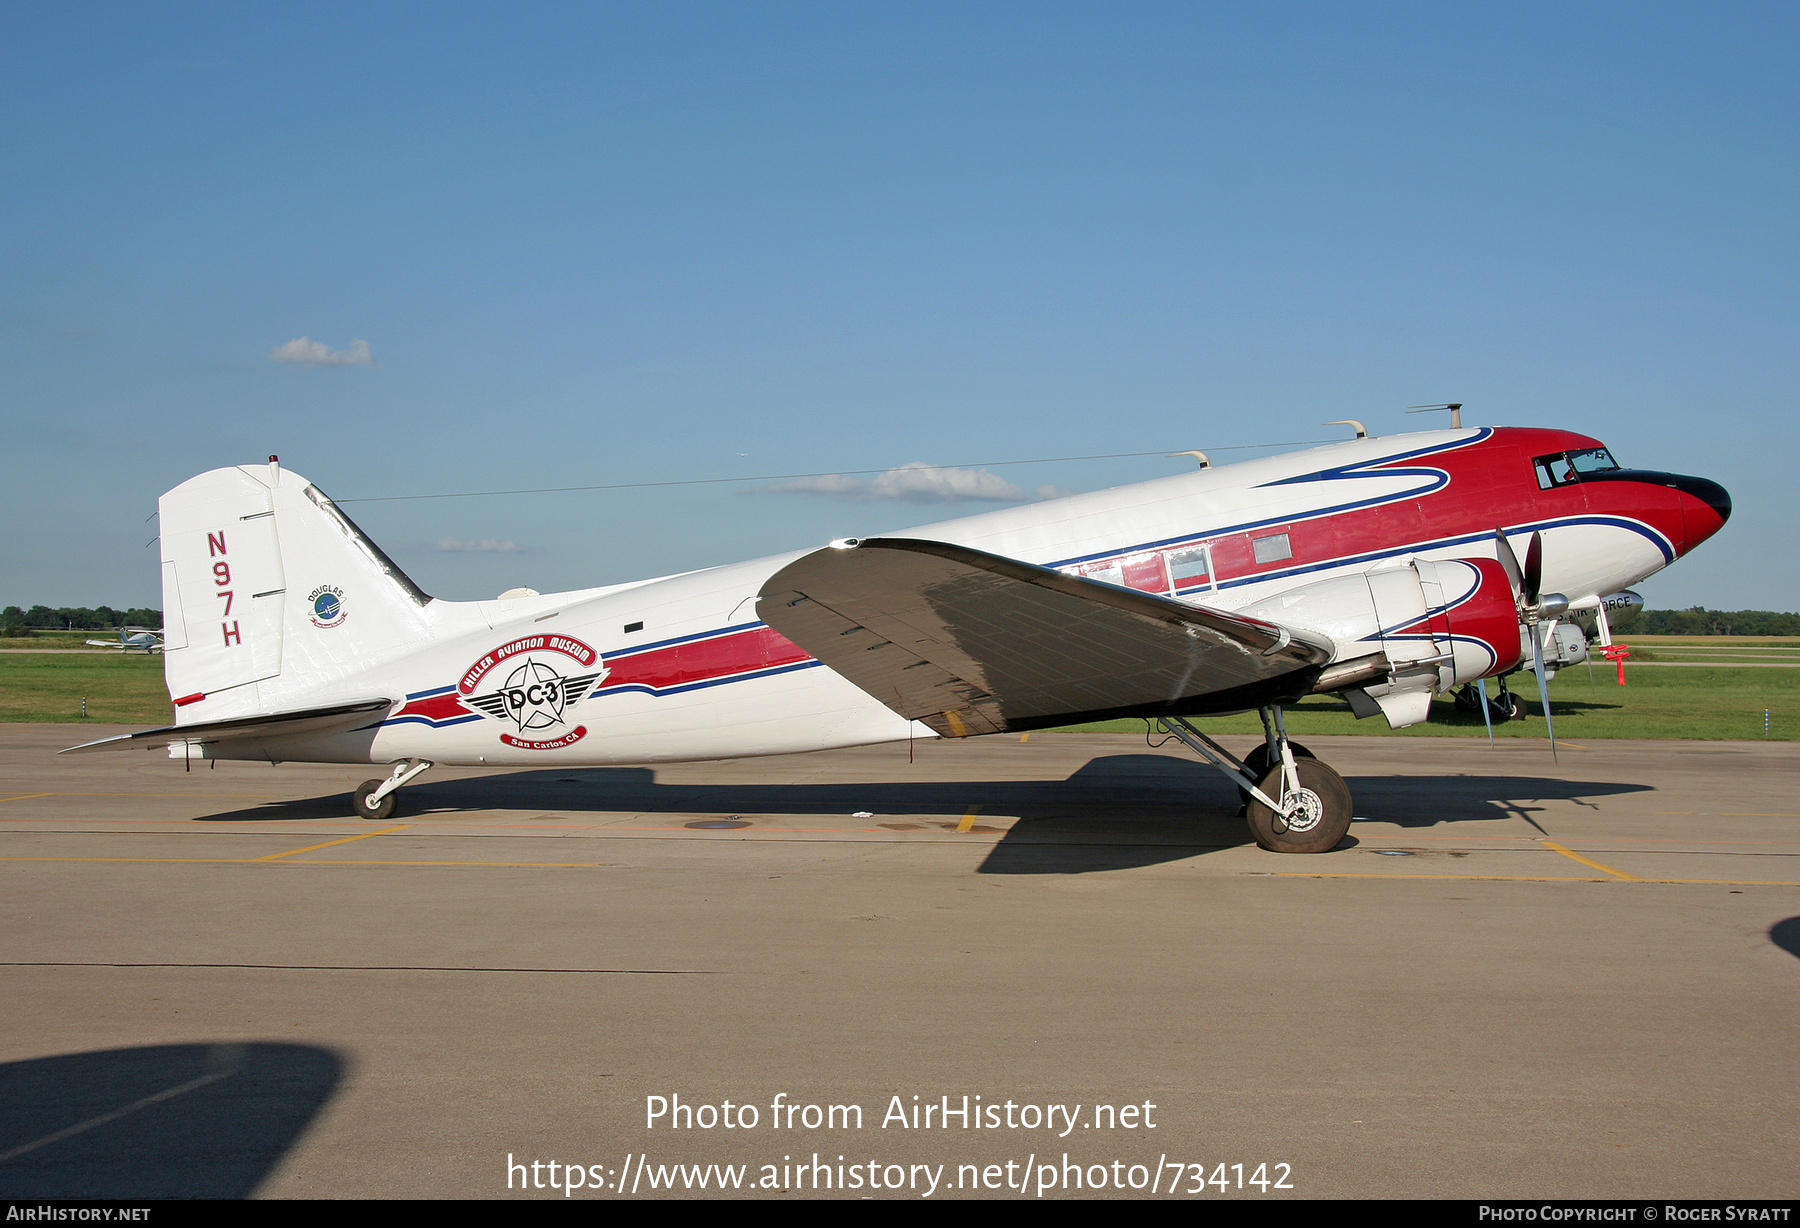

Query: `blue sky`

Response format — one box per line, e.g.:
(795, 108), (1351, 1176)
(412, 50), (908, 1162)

(4, 2), (1795, 610)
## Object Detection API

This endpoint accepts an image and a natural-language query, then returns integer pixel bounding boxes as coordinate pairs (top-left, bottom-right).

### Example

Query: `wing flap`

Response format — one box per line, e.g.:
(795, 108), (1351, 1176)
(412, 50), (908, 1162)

(757, 538), (1331, 736)
(59, 699), (393, 754)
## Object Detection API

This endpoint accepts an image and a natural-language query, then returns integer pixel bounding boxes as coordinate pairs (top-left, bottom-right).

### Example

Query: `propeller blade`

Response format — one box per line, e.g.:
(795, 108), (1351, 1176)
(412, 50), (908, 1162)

(1531, 628), (1557, 762)
(1494, 528), (1524, 599)
(1524, 531), (1544, 609)
(1477, 677), (1495, 748)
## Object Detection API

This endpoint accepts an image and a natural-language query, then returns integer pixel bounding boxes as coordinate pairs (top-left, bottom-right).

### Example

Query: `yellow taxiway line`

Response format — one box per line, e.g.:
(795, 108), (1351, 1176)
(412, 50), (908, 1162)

(252, 824), (406, 861)
(1541, 840), (1641, 880)
(956, 805), (981, 833)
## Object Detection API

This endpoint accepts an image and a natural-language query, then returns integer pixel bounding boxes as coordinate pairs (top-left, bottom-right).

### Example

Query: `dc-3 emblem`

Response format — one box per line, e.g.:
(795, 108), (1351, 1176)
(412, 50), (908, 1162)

(459, 635), (607, 750)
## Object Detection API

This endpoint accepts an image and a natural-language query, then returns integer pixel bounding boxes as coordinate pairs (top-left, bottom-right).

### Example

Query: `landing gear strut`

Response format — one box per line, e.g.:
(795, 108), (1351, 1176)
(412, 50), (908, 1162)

(353, 758), (432, 820)
(1454, 679), (1523, 722)
(1156, 707), (1353, 853)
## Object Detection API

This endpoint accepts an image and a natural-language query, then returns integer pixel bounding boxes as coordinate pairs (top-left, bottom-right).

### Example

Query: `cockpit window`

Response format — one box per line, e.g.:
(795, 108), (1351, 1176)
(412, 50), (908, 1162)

(1534, 447), (1620, 489)
(1568, 447), (1620, 475)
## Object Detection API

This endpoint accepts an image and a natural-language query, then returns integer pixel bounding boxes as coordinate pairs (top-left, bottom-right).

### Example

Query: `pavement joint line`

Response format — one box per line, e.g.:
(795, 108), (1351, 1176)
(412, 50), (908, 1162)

(0, 856), (607, 867)
(0, 961), (707, 973)
(253, 824), (407, 861)
(0, 791), (282, 800)
(278, 859), (608, 868)
(1653, 812), (1800, 818)
(1265, 872), (1800, 884)
(1541, 840), (1641, 880)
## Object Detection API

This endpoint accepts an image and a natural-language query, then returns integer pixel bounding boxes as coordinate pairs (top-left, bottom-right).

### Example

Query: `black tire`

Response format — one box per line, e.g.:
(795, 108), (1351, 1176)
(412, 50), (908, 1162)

(353, 779), (397, 821)
(1245, 757), (1353, 854)
(1236, 740), (1315, 806)
(1501, 692), (1526, 721)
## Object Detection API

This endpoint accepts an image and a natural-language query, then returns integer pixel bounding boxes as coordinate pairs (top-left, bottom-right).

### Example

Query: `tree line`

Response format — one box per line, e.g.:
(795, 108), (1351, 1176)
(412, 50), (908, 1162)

(3, 605), (164, 635)
(4, 603), (1797, 637)
(1633, 608), (1800, 636)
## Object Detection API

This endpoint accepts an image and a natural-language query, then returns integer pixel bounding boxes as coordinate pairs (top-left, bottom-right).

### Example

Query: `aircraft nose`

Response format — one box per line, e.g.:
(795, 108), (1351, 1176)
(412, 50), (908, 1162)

(1676, 474), (1731, 525)
(1654, 472), (1731, 552)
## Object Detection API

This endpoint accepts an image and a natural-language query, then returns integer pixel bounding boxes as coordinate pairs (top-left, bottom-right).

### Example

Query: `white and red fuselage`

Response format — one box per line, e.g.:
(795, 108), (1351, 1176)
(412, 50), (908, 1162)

(158, 427), (1729, 766)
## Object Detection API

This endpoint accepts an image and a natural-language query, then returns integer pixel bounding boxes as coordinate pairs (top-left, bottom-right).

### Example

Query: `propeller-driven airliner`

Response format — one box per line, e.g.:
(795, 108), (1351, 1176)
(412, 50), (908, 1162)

(65, 417), (1730, 854)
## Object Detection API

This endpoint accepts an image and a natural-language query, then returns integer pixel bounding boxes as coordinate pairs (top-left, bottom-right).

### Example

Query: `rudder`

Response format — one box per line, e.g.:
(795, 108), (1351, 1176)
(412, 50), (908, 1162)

(159, 460), (438, 720)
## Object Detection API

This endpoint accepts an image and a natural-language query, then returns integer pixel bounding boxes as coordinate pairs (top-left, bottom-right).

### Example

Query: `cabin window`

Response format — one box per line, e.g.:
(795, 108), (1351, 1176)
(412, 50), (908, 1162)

(1251, 533), (1292, 564)
(1168, 545), (1213, 588)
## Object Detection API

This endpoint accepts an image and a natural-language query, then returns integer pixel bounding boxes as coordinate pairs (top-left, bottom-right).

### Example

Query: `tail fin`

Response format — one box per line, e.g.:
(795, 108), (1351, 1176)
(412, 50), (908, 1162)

(159, 460), (436, 719)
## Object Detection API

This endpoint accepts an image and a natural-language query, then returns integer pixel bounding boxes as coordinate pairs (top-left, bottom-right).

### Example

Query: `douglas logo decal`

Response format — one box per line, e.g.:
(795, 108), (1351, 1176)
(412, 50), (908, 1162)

(308, 585), (347, 628)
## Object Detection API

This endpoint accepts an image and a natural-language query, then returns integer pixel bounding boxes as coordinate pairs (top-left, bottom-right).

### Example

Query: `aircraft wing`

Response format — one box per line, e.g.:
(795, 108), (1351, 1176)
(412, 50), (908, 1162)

(756, 538), (1333, 737)
(59, 699), (393, 755)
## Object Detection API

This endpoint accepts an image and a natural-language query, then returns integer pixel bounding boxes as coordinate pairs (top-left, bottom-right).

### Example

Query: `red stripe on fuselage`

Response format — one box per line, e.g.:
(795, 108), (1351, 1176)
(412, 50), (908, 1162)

(392, 692), (476, 722)
(600, 626), (812, 693)
(1153, 428), (1683, 595)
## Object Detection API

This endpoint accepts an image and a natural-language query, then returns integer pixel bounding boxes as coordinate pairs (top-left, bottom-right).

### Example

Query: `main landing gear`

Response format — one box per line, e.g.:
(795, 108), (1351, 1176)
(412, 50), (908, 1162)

(1454, 679), (1524, 722)
(353, 758), (432, 820)
(1155, 708), (1353, 853)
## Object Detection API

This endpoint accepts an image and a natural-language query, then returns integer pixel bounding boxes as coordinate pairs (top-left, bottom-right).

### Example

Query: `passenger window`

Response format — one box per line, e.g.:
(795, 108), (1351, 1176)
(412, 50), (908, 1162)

(1168, 545), (1212, 588)
(1251, 533), (1292, 564)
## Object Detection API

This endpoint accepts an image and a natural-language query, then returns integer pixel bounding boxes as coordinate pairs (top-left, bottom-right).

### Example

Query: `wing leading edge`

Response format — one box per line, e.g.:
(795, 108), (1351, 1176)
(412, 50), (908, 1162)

(757, 538), (1333, 737)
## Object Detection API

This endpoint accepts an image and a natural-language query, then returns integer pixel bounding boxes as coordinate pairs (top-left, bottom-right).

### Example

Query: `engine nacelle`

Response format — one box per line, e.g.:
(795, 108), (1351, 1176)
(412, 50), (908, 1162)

(1567, 589), (1644, 642)
(1232, 557), (1523, 728)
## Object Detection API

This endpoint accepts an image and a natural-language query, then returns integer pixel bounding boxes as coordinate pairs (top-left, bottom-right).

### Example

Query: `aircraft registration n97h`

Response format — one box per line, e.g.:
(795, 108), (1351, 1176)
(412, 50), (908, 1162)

(66, 415), (1730, 854)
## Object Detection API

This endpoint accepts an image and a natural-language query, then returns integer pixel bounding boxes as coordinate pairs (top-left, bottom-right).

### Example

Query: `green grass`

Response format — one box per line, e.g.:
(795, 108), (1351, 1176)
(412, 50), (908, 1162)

(0, 653), (173, 723)
(0, 630), (127, 650)
(1058, 660), (1800, 741)
(2, 642), (1794, 738)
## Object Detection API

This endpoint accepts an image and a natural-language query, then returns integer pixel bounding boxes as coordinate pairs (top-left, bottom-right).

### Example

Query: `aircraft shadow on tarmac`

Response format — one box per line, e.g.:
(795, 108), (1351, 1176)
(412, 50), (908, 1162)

(0, 1042), (343, 1198)
(1770, 918), (1800, 961)
(192, 754), (1654, 876)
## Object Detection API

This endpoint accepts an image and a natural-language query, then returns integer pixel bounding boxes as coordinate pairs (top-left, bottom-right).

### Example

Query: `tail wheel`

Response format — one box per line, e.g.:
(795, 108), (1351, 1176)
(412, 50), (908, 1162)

(353, 780), (397, 821)
(1245, 757), (1353, 853)
(1237, 740), (1315, 807)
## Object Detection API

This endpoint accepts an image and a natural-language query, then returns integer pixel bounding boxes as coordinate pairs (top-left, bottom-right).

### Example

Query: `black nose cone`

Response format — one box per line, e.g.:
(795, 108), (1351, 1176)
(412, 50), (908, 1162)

(1678, 475), (1731, 525)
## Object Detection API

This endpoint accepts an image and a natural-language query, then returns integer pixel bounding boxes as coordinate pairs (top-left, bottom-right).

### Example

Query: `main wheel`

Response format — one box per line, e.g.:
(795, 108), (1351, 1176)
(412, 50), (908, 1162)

(1245, 757), (1353, 853)
(353, 779), (397, 821)
(1500, 692), (1526, 721)
(1236, 740), (1315, 807)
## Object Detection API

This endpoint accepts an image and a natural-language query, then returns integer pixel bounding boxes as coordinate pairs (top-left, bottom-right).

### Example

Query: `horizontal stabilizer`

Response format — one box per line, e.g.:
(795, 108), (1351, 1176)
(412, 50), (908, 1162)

(60, 699), (393, 755)
(757, 538), (1331, 737)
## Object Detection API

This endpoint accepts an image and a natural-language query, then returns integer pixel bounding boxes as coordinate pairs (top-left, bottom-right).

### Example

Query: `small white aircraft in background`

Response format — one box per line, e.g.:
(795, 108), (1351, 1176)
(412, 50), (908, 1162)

(84, 627), (164, 654)
(65, 415), (1729, 854)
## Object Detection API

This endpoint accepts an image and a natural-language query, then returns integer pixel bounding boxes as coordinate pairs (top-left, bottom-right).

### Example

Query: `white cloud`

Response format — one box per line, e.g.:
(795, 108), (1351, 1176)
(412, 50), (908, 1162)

(269, 336), (374, 366)
(757, 462), (1034, 504)
(435, 537), (523, 553)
